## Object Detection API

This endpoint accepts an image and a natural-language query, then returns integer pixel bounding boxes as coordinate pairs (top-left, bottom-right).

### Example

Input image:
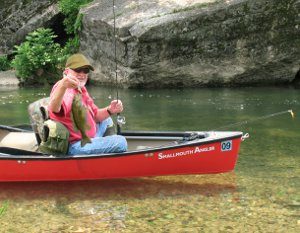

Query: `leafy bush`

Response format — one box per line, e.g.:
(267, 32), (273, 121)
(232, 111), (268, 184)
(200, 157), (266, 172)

(0, 55), (11, 71)
(63, 36), (80, 55)
(11, 28), (65, 85)
(59, 0), (93, 35)
(58, 0), (93, 56)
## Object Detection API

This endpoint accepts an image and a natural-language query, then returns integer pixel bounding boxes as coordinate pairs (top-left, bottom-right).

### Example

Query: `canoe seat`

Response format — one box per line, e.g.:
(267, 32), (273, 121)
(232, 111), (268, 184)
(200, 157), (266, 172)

(28, 97), (50, 145)
(0, 132), (38, 152)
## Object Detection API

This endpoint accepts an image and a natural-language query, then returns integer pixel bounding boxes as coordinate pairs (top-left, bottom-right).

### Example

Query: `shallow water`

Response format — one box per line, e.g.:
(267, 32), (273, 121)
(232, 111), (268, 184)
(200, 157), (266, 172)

(0, 86), (299, 232)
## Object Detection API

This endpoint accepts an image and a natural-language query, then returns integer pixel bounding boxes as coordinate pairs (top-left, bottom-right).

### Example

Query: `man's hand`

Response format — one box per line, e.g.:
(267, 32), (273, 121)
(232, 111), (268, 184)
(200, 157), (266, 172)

(108, 100), (124, 114)
(62, 68), (80, 89)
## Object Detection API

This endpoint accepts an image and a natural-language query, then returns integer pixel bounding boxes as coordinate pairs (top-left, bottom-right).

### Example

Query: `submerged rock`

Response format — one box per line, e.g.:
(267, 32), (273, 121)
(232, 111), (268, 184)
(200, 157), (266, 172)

(80, 0), (300, 88)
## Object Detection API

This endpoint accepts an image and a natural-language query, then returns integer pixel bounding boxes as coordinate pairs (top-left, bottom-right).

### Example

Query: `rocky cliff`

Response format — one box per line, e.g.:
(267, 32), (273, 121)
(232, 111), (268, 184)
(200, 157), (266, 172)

(0, 0), (299, 88)
(80, 0), (300, 88)
(0, 0), (60, 55)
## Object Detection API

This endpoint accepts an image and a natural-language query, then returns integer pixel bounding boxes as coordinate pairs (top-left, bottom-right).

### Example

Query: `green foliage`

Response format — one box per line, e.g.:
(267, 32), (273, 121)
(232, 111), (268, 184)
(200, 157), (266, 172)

(0, 55), (11, 71)
(59, 0), (93, 35)
(74, 13), (84, 33)
(0, 201), (8, 217)
(12, 28), (64, 85)
(63, 36), (80, 55)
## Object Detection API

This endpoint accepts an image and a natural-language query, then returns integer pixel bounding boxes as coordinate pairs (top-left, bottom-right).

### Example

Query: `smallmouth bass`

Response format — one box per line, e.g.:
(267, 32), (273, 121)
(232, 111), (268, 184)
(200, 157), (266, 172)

(71, 94), (92, 147)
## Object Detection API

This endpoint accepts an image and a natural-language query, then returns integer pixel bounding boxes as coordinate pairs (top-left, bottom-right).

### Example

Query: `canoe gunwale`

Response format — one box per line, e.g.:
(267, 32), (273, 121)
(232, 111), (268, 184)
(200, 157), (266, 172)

(0, 125), (30, 132)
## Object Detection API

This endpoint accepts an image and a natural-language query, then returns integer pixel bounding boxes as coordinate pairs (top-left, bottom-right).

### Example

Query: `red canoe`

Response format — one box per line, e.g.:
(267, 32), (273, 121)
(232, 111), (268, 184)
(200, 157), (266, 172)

(0, 125), (244, 182)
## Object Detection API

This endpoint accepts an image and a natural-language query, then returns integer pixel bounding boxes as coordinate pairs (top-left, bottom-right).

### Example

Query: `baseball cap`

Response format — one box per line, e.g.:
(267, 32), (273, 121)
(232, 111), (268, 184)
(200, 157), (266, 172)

(65, 53), (94, 71)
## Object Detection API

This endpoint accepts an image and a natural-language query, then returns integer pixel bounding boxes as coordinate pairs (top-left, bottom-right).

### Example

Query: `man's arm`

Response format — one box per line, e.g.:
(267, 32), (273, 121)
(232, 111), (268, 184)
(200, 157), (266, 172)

(95, 100), (124, 122)
(48, 75), (79, 113)
(95, 107), (112, 122)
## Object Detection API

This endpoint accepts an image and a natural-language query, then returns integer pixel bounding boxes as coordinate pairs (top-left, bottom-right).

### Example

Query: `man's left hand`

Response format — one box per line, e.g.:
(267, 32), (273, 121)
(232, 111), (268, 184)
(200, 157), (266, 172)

(108, 100), (124, 114)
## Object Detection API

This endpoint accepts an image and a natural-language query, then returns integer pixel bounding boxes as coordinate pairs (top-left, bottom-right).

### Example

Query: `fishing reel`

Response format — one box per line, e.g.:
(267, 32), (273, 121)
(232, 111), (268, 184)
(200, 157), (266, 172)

(117, 114), (126, 126)
(116, 114), (126, 135)
(116, 115), (126, 134)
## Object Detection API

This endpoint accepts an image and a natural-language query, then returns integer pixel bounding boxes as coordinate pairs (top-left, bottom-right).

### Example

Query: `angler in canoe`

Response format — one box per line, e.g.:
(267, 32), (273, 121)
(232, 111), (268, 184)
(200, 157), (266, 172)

(0, 52), (246, 182)
(44, 53), (128, 156)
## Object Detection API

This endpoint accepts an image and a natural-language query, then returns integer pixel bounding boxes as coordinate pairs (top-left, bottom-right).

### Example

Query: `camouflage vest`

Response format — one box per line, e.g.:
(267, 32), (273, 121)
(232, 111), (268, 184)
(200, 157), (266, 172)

(28, 98), (69, 155)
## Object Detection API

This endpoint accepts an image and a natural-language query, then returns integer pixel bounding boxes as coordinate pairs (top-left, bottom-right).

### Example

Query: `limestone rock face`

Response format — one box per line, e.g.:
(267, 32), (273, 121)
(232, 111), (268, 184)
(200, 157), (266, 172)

(80, 0), (300, 88)
(0, 0), (59, 54)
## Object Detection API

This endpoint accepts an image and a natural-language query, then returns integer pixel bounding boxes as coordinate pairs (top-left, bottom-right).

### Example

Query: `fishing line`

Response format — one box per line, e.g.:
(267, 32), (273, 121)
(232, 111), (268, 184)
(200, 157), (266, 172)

(112, 0), (118, 101)
(211, 109), (295, 131)
(112, 0), (126, 134)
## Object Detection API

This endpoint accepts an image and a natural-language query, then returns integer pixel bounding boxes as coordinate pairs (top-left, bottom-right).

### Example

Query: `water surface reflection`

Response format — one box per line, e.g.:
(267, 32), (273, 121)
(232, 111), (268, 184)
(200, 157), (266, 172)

(0, 174), (237, 201)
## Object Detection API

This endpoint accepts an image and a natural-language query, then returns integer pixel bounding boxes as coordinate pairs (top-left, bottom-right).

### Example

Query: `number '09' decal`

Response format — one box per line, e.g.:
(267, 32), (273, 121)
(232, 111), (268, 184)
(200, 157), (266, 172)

(221, 140), (232, 151)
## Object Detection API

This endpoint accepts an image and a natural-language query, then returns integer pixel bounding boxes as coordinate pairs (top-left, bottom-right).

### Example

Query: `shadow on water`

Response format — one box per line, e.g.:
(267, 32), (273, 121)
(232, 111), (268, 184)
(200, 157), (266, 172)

(0, 173), (237, 201)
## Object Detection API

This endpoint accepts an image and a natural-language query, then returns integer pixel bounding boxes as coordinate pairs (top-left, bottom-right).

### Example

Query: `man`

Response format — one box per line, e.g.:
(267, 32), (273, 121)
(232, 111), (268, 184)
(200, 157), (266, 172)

(48, 53), (127, 155)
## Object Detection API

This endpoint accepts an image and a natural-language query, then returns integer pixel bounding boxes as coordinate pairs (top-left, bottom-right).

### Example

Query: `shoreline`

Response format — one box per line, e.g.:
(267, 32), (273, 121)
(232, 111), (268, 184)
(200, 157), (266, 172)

(0, 70), (19, 86)
(0, 70), (298, 89)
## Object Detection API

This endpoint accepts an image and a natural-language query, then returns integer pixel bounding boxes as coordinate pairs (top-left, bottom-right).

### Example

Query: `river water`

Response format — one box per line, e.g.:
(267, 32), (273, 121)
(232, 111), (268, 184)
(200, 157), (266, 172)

(0, 86), (299, 232)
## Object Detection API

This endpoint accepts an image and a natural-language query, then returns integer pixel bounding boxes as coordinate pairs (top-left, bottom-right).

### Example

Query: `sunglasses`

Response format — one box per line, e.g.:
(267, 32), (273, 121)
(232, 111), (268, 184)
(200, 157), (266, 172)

(73, 67), (90, 74)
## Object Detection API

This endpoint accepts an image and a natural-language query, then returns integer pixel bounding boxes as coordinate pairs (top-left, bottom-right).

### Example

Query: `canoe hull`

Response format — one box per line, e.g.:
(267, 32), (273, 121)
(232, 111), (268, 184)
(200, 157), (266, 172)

(0, 134), (242, 182)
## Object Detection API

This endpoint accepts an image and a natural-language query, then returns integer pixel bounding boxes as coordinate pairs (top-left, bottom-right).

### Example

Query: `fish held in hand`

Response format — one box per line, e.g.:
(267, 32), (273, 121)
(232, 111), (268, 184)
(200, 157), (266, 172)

(71, 94), (91, 147)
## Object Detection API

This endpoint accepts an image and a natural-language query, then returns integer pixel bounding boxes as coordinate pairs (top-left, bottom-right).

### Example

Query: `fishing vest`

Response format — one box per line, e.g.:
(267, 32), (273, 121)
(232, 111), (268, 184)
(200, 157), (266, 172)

(28, 98), (69, 155)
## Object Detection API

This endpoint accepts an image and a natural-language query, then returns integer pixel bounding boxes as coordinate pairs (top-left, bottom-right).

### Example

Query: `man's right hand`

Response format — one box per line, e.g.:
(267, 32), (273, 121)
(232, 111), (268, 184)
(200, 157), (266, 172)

(61, 75), (79, 90)
(62, 68), (80, 89)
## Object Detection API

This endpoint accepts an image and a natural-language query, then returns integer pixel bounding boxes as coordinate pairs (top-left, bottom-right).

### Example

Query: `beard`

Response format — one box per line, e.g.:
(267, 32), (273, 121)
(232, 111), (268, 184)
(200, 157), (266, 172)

(77, 75), (88, 87)
(79, 79), (87, 87)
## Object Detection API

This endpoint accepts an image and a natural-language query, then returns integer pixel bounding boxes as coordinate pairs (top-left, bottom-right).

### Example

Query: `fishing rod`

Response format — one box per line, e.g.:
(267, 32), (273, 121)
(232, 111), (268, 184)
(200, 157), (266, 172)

(112, 0), (126, 134)
(211, 109), (295, 131)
